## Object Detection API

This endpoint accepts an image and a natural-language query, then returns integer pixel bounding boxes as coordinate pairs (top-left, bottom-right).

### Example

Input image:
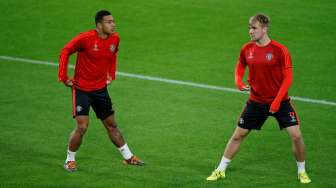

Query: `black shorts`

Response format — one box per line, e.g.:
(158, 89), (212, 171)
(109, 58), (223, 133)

(238, 99), (300, 130)
(72, 87), (114, 120)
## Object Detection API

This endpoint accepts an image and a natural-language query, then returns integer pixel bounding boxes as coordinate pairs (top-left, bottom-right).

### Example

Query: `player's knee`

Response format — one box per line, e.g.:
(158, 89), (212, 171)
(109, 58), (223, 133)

(76, 125), (88, 135)
(232, 134), (244, 142)
(106, 121), (118, 130)
(290, 133), (302, 143)
(102, 115), (118, 129)
(75, 118), (89, 135)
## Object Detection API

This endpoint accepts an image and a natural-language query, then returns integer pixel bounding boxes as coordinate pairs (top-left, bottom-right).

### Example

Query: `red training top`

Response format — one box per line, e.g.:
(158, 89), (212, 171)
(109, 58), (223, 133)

(58, 29), (119, 92)
(235, 40), (293, 110)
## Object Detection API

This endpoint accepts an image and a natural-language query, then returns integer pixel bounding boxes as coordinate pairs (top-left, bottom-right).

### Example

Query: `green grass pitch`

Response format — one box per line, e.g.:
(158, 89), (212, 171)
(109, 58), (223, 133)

(0, 0), (335, 187)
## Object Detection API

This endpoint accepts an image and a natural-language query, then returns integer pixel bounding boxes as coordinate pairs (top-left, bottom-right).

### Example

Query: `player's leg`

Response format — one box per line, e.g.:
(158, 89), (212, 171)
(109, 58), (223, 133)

(102, 114), (125, 147)
(90, 88), (125, 147)
(101, 115), (144, 165)
(64, 115), (89, 171)
(224, 100), (268, 160)
(223, 127), (250, 159)
(64, 88), (91, 172)
(68, 116), (90, 152)
(286, 125), (305, 164)
(92, 88), (144, 165)
(206, 127), (250, 181)
(275, 100), (311, 183)
(286, 125), (311, 183)
(207, 100), (267, 181)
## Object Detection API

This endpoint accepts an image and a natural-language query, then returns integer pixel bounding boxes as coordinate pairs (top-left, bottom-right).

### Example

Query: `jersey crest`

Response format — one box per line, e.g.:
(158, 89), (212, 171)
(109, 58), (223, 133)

(110, 45), (116, 53)
(266, 53), (273, 61)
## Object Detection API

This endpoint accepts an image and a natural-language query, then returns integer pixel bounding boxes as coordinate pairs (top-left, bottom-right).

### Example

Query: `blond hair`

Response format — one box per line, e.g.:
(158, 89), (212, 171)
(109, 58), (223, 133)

(249, 13), (270, 28)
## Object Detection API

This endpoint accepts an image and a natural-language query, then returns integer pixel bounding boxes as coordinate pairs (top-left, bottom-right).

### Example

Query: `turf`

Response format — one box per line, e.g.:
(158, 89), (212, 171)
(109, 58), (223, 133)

(0, 0), (335, 187)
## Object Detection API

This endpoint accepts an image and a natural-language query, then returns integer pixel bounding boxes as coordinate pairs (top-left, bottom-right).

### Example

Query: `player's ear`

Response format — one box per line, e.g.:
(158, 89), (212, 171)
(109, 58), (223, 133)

(96, 22), (102, 29)
(263, 26), (268, 33)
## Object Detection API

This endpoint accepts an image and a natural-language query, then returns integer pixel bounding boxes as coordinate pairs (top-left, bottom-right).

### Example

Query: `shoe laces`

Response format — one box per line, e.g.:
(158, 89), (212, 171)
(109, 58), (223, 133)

(129, 156), (140, 164)
(213, 170), (222, 177)
(301, 173), (308, 177)
(67, 161), (76, 169)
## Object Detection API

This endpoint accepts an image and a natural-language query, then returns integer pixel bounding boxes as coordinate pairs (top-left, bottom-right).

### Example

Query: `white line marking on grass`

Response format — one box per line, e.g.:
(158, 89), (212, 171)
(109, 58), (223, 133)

(1, 55), (335, 107)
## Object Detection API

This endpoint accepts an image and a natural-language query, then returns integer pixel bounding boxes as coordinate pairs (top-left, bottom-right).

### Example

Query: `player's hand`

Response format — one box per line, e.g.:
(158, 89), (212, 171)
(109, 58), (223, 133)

(106, 75), (112, 85)
(269, 101), (280, 114)
(63, 79), (73, 87)
(240, 85), (250, 91)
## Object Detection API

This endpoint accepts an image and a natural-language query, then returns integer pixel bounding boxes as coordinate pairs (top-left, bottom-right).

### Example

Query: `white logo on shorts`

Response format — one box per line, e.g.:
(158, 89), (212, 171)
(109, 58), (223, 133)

(76, 105), (82, 112)
(239, 118), (244, 124)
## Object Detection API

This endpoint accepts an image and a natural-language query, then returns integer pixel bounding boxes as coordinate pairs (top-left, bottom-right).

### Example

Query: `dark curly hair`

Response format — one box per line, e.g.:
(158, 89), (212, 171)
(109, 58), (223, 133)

(95, 10), (111, 25)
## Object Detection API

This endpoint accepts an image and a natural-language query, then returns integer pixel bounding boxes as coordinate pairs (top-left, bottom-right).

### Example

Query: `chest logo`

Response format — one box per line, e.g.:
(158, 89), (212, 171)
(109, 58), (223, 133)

(110, 45), (116, 53)
(93, 42), (99, 51)
(247, 48), (254, 59)
(266, 53), (273, 61)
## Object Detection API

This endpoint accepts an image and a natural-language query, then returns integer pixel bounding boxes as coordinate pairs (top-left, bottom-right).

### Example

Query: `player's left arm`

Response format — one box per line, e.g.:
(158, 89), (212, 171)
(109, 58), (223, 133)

(270, 47), (293, 113)
(270, 68), (292, 113)
(107, 37), (120, 85)
(107, 54), (117, 85)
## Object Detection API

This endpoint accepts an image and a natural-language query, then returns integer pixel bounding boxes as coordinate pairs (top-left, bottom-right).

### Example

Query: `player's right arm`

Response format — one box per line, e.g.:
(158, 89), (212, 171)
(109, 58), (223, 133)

(235, 48), (250, 91)
(58, 33), (85, 87)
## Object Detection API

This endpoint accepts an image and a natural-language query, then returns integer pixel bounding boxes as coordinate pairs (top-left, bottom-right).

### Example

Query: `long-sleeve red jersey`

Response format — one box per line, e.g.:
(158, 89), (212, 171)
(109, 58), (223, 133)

(235, 40), (293, 107)
(58, 29), (119, 92)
